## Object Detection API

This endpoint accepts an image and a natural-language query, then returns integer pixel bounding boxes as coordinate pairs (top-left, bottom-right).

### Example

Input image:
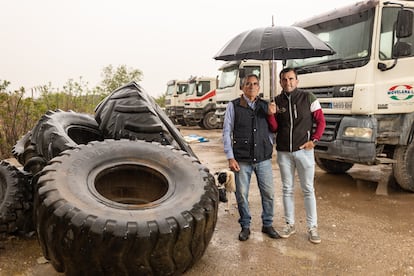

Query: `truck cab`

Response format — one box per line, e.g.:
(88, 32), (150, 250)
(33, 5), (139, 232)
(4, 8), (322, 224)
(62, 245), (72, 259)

(287, 0), (414, 191)
(165, 79), (189, 125)
(183, 76), (219, 129)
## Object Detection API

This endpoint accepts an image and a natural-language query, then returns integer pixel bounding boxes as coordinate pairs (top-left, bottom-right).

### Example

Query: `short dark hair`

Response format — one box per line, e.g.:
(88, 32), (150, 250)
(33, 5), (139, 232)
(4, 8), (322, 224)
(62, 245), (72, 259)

(279, 68), (297, 79)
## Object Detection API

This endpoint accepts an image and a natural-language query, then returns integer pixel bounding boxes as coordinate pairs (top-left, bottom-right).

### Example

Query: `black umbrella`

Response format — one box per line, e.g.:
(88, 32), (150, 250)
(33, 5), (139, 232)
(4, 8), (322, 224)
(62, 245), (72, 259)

(213, 25), (335, 61)
(213, 25), (335, 98)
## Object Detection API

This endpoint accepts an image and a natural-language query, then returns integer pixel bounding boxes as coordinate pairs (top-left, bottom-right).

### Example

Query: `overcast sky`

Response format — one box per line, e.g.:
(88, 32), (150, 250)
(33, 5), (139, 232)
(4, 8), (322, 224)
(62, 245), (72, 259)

(1, 0), (358, 97)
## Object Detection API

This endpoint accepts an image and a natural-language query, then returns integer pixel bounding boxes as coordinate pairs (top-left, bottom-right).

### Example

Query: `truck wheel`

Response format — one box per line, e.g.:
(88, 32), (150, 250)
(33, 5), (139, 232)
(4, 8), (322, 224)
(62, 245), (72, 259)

(95, 82), (197, 158)
(178, 119), (187, 126)
(0, 161), (33, 234)
(315, 156), (353, 174)
(393, 143), (414, 191)
(202, 111), (219, 130)
(35, 140), (218, 275)
(23, 110), (103, 174)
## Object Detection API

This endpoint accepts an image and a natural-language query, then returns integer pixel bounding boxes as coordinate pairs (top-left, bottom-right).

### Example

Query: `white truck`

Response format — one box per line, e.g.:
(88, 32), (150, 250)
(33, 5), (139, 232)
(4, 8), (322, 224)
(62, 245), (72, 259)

(183, 76), (219, 129)
(214, 60), (279, 127)
(288, 0), (414, 191)
(164, 79), (189, 125)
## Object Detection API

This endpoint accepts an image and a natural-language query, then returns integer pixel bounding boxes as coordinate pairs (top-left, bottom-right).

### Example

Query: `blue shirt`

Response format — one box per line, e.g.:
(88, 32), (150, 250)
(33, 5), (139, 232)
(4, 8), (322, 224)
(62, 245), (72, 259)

(222, 95), (274, 160)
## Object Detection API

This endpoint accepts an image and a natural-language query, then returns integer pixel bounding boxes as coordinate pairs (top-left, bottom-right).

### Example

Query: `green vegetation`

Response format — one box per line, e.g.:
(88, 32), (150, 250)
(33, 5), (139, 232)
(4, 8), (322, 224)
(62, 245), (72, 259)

(0, 65), (166, 159)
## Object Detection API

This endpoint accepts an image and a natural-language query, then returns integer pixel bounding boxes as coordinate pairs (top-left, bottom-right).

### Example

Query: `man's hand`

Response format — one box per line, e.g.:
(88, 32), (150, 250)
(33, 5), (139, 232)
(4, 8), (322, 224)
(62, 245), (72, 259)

(268, 102), (277, 115)
(299, 140), (316, 150)
(228, 158), (240, 172)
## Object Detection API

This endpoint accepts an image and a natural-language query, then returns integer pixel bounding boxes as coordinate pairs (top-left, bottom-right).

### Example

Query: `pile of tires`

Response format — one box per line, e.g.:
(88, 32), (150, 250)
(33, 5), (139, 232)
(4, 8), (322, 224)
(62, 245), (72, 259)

(1, 81), (218, 275)
(0, 160), (32, 235)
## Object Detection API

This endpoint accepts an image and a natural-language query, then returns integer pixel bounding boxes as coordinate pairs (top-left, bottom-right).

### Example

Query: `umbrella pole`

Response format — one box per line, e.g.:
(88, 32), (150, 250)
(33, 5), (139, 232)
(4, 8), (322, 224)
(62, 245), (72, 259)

(270, 50), (275, 101)
(270, 61), (276, 101)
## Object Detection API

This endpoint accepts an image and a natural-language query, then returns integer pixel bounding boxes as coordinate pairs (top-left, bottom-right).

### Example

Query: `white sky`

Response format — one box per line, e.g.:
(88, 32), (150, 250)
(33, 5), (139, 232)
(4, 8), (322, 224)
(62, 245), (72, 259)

(1, 0), (357, 97)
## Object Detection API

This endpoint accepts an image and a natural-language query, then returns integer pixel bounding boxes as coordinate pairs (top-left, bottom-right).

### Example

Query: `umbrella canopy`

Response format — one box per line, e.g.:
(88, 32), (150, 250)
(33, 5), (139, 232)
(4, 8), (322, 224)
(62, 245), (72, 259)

(213, 25), (335, 61)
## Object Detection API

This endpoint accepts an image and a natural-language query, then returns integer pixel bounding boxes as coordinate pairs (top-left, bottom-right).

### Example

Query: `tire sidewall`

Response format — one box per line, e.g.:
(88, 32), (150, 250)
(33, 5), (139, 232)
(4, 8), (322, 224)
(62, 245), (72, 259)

(38, 140), (207, 222)
(393, 142), (414, 191)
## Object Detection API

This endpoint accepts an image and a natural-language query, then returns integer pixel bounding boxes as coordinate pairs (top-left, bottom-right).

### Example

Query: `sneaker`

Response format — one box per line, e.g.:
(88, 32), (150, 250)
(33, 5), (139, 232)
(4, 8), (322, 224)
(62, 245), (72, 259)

(279, 224), (296, 238)
(308, 227), (321, 244)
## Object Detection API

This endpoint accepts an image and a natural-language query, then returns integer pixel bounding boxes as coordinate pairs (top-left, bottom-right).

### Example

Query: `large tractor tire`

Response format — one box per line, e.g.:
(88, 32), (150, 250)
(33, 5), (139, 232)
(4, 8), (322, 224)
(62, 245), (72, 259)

(35, 140), (218, 275)
(315, 156), (354, 174)
(393, 143), (414, 191)
(94, 81), (197, 158)
(22, 109), (103, 174)
(0, 160), (33, 234)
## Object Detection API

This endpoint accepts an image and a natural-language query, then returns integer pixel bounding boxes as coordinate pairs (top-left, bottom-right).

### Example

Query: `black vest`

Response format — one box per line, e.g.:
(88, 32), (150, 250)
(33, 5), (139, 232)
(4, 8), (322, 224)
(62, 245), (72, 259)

(232, 96), (273, 163)
(275, 89), (314, 152)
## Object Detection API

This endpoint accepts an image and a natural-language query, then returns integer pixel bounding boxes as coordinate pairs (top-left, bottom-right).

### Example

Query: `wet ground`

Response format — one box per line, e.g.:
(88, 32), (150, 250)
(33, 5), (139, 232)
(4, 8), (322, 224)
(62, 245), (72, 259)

(1, 126), (414, 275)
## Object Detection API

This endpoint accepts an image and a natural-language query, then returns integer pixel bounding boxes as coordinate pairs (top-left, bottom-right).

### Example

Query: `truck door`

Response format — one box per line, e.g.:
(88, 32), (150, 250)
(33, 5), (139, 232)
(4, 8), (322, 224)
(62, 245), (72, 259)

(375, 6), (414, 114)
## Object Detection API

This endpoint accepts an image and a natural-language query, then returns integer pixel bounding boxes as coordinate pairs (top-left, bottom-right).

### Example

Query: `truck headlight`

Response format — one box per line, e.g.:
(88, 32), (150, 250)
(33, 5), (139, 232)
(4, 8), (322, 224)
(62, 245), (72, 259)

(343, 127), (372, 139)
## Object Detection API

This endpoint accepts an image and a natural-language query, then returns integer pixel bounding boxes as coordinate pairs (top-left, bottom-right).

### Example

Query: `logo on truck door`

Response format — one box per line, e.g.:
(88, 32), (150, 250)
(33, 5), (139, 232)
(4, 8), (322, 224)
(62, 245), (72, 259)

(387, 85), (414, 101)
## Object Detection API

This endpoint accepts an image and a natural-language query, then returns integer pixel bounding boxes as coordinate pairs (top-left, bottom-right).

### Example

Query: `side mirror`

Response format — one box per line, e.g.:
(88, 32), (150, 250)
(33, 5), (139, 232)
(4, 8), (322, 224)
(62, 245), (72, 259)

(396, 9), (413, 38)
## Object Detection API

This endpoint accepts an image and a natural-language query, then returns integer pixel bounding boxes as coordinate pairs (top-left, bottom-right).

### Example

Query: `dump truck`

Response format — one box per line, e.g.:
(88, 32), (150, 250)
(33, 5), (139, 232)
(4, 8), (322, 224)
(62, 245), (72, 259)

(288, 0), (414, 191)
(164, 79), (189, 125)
(183, 76), (219, 129)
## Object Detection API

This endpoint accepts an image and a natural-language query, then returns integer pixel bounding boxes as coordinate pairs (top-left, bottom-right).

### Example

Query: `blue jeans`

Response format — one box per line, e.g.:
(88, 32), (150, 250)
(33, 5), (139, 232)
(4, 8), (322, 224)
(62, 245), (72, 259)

(234, 159), (274, 228)
(277, 149), (318, 228)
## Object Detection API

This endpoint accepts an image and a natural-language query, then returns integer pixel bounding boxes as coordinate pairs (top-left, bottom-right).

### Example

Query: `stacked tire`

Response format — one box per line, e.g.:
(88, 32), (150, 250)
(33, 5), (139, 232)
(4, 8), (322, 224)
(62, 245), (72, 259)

(2, 81), (218, 275)
(0, 160), (32, 235)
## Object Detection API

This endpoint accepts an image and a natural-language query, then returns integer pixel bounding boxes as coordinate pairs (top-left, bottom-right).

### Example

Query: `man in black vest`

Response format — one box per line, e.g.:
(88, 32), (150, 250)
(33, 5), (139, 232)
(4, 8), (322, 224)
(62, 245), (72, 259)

(223, 74), (280, 241)
(268, 68), (326, 244)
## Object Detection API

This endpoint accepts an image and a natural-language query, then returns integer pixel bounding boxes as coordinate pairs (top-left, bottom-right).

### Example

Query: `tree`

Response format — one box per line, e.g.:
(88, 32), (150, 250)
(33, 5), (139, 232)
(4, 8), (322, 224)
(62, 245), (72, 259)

(97, 65), (143, 95)
(0, 80), (11, 92)
(154, 92), (166, 107)
(0, 85), (42, 158)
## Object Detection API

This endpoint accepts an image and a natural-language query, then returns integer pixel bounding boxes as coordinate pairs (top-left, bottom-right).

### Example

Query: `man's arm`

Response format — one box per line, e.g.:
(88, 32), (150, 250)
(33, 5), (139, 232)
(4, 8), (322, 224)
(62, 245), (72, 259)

(300, 94), (326, 150)
(222, 102), (240, 171)
(309, 94), (326, 140)
(312, 109), (326, 141)
(267, 102), (278, 132)
(223, 102), (235, 160)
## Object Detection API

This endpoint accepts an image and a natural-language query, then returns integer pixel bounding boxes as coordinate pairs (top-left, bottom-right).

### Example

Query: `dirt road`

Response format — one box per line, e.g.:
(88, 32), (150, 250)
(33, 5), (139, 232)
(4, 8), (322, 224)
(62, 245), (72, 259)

(1, 126), (414, 275)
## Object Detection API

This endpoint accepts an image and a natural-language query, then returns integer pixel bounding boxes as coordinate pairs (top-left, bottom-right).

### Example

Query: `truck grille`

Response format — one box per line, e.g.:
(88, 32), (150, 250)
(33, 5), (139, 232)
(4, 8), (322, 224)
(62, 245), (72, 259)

(301, 85), (354, 98)
(317, 114), (343, 142)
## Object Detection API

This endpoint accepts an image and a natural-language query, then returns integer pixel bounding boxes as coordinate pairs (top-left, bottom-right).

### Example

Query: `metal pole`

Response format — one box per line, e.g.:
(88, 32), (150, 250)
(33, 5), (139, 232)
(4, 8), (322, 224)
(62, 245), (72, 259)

(270, 49), (275, 101)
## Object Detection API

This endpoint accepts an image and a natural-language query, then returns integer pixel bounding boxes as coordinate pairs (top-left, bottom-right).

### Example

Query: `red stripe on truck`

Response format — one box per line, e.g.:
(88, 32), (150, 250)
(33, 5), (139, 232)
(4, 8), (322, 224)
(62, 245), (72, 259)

(185, 90), (216, 103)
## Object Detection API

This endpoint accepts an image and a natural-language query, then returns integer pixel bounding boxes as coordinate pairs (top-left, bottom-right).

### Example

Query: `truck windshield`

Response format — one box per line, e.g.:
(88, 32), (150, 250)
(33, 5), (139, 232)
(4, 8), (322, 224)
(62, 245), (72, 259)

(177, 83), (189, 95)
(166, 85), (175, 96)
(197, 81), (211, 96)
(218, 66), (238, 89)
(288, 7), (375, 73)
(187, 83), (196, 96)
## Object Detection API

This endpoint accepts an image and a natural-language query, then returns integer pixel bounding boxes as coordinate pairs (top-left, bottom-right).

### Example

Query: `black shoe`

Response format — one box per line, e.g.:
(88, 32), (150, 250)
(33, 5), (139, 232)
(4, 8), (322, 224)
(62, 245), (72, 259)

(262, 226), (281, 239)
(238, 228), (250, 241)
